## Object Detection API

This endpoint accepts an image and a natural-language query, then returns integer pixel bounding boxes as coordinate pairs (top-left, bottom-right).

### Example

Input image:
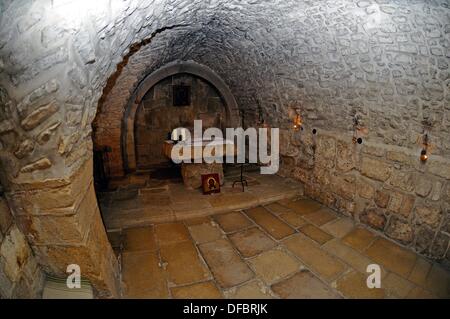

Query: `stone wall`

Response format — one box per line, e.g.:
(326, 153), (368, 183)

(134, 73), (226, 169)
(0, 193), (44, 298)
(278, 128), (450, 265)
(0, 0), (449, 294)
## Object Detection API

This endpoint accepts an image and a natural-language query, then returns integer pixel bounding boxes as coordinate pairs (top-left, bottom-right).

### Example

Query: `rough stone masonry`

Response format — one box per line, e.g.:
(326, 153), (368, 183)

(0, 0), (449, 297)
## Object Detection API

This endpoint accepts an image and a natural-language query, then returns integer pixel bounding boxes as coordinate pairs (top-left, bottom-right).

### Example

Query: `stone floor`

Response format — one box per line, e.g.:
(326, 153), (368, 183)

(107, 197), (450, 299)
(99, 166), (303, 230)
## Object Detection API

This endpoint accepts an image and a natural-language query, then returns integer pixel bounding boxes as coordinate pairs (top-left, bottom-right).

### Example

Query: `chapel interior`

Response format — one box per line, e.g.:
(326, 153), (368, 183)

(0, 0), (449, 299)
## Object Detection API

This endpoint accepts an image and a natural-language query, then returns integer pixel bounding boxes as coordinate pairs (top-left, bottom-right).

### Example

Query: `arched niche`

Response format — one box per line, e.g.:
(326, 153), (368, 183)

(121, 60), (240, 173)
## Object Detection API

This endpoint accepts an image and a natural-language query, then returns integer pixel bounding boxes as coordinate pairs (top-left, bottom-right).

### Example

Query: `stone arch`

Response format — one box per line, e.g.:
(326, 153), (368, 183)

(121, 60), (240, 173)
(0, 0), (449, 299)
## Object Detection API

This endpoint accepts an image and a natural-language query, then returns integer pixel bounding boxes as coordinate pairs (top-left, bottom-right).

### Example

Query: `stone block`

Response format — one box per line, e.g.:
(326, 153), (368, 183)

(315, 135), (336, 169)
(0, 225), (31, 282)
(188, 222), (222, 244)
(123, 226), (157, 252)
(357, 179), (375, 199)
(15, 182), (97, 245)
(248, 249), (301, 284)
(387, 192), (415, 218)
(155, 222), (190, 246)
(360, 208), (386, 230)
(20, 101), (59, 131)
(299, 224), (333, 245)
(336, 270), (385, 299)
(171, 281), (222, 299)
(245, 206), (295, 240)
(415, 205), (442, 229)
(365, 238), (417, 278)
(272, 270), (340, 299)
(229, 227), (276, 257)
(331, 175), (356, 200)
(321, 217), (355, 238)
(160, 240), (209, 285)
(415, 176), (433, 197)
(214, 211), (253, 233)
(198, 239), (253, 288)
(0, 197), (13, 234)
(336, 140), (356, 172)
(121, 251), (168, 298)
(283, 234), (346, 282)
(224, 280), (272, 299)
(427, 158), (450, 179)
(342, 227), (377, 252)
(386, 150), (412, 165)
(386, 216), (413, 244)
(429, 232), (449, 259)
(181, 162), (224, 189)
(387, 170), (414, 192)
(374, 190), (390, 208)
(360, 157), (392, 181)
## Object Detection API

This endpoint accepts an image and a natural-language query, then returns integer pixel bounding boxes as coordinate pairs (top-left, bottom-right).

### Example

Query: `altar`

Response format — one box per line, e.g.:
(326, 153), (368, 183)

(163, 137), (237, 189)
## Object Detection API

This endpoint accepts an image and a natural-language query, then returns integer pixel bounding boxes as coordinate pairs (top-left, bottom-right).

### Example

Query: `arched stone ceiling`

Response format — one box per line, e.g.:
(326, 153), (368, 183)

(0, 0), (449, 185)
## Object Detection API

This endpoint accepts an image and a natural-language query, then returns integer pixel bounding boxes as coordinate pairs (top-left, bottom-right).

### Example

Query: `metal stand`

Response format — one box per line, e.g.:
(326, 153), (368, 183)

(232, 163), (248, 192)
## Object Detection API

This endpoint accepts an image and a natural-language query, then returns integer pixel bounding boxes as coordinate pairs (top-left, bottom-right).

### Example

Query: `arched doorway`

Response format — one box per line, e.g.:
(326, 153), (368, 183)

(121, 60), (240, 173)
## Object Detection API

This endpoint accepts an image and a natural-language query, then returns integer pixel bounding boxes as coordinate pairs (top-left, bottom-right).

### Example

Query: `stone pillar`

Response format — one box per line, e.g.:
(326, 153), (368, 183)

(5, 157), (120, 298)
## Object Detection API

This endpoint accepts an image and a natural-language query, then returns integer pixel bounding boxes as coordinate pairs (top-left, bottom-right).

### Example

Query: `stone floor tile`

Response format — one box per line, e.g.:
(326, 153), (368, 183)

(183, 216), (211, 226)
(280, 198), (322, 215)
(323, 239), (375, 274)
(342, 227), (377, 252)
(155, 222), (191, 245)
(405, 286), (435, 299)
(424, 264), (450, 298)
(408, 257), (432, 287)
(121, 251), (168, 298)
(303, 208), (338, 226)
(364, 238), (417, 278)
(228, 227), (276, 258)
(271, 270), (341, 299)
(248, 249), (301, 284)
(171, 199), (212, 213)
(122, 226), (157, 252)
(224, 280), (273, 299)
(171, 281), (223, 299)
(335, 270), (385, 299)
(188, 222), (222, 244)
(321, 217), (355, 238)
(383, 272), (415, 298)
(214, 211), (253, 233)
(299, 224), (333, 245)
(245, 206), (295, 240)
(160, 240), (210, 285)
(199, 239), (254, 288)
(278, 211), (308, 228)
(283, 234), (346, 282)
(264, 202), (293, 215)
(208, 192), (258, 209)
(141, 194), (171, 206)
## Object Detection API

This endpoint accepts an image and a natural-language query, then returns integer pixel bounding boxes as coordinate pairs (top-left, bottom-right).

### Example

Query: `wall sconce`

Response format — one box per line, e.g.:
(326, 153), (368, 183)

(418, 132), (432, 163)
(293, 114), (303, 131)
(420, 149), (428, 162)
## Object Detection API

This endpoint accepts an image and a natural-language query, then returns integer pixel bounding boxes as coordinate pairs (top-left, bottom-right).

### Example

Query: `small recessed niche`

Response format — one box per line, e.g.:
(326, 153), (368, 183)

(173, 84), (191, 106)
(357, 137), (363, 144)
(312, 129), (317, 135)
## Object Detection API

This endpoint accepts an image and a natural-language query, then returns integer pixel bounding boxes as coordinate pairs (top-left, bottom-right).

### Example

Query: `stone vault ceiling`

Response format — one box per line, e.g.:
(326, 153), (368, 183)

(0, 0), (449, 183)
